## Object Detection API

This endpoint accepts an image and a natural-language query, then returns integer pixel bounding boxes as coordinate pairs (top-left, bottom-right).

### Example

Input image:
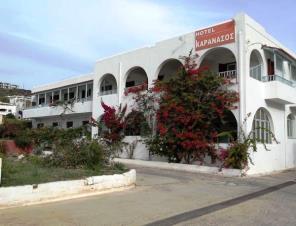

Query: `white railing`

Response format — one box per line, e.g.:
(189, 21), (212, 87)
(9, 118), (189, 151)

(262, 75), (296, 87)
(250, 64), (262, 80)
(99, 89), (117, 96)
(218, 70), (237, 82)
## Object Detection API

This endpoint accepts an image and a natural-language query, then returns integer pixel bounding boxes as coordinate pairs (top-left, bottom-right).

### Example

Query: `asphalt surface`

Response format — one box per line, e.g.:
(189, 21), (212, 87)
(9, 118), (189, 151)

(0, 165), (295, 226)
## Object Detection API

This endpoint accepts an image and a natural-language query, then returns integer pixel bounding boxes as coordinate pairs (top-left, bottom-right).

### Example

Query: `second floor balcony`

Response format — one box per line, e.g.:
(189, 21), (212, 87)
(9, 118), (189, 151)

(23, 99), (93, 119)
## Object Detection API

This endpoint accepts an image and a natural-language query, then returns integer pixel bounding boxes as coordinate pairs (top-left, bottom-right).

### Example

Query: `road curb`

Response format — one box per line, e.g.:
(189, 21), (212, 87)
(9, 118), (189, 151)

(0, 169), (136, 209)
(115, 158), (242, 177)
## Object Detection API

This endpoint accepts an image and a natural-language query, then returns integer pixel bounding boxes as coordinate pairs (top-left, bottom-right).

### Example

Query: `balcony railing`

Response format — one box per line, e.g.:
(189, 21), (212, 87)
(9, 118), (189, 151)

(25, 97), (92, 110)
(262, 75), (296, 87)
(218, 70), (237, 82)
(99, 89), (117, 96)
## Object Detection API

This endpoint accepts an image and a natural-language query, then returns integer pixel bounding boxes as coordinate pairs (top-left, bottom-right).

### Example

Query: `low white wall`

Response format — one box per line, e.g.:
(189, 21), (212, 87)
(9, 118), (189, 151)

(0, 169), (136, 209)
(119, 136), (149, 160)
(115, 158), (242, 177)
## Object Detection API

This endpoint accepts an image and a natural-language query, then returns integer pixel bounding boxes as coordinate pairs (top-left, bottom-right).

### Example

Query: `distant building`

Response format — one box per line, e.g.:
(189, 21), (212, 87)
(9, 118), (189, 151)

(0, 102), (17, 116)
(0, 82), (19, 89)
(7, 96), (32, 119)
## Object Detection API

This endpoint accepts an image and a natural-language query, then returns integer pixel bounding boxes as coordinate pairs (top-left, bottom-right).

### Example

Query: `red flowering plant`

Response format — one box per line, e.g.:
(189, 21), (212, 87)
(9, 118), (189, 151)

(131, 52), (239, 164)
(124, 82), (148, 96)
(90, 101), (127, 144)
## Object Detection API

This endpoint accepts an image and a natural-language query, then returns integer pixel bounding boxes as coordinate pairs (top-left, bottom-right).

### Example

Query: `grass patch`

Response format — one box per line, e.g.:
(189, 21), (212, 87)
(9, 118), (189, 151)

(0, 156), (128, 187)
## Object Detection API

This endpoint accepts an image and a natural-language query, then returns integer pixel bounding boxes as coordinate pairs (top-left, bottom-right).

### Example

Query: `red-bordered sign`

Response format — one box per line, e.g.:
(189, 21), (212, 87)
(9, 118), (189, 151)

(195, 21), (235, 51)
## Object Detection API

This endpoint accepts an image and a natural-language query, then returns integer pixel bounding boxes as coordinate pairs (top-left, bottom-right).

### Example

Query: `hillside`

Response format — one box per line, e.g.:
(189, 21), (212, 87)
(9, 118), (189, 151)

(0, 88), (31, 97)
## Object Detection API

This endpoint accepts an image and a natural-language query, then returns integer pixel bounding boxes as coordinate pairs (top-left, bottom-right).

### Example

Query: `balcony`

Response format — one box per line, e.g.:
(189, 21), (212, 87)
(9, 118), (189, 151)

(23, 100), (93, 119)
(262, 75), (296, 104)
(262, 75), (296, 87)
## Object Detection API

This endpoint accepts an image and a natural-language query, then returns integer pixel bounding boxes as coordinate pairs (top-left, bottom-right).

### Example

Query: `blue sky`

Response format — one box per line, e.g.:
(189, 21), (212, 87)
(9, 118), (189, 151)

(0, 0), (295, 89)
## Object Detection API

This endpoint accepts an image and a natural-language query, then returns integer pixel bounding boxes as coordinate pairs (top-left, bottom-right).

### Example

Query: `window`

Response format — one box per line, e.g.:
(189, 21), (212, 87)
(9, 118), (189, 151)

(276, 55), (283, 76)
(218, 62), (236, 72)
(158, 74), (164, 81)
(252, 108), (273, 144)
(287, 114), (295, 138)
(39, 96), (45, 105)
(82, 121), (89, 126)
(52, 122), (59, 128)
(126, 81), (135, 88)
(69, 92), (75, 99)
(63, 93), (68, 101)
(53, 94), (60, 101)
(291, 65), (296, 81)
(37, 123), (44, 128)
(66, 121), (73, 128)
(87, 88), (92, 97)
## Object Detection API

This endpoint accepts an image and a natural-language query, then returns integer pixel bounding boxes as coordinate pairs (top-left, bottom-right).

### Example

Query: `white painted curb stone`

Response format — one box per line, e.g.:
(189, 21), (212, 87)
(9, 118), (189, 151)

(0, 169), (136, 209)
(115, 158), (242, 177)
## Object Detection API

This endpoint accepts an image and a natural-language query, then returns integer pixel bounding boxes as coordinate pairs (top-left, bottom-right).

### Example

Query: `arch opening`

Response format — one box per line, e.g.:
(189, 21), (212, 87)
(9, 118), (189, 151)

(99, 74), (117, 96)
(250, 50), (263, 81)
(156, 59), (183, 81)
(199, 47), (237, 82)
(125, 67), (148, 93)
(214, 110), (238, 143)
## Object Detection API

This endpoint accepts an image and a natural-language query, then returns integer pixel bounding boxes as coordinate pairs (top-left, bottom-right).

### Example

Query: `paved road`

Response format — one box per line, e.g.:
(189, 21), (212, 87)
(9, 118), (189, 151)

(0, 165), (295, 226)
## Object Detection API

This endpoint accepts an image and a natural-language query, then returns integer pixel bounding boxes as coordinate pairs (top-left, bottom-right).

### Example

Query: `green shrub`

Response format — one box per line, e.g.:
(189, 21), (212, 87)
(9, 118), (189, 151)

(43, 139), (104, 169)
(14, 134), (32, 148)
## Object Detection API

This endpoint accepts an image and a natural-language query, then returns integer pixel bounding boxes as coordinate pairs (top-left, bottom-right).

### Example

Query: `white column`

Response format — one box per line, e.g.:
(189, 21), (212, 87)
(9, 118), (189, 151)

(119, 62), (122, 105)
(59, 89), (62, 101)
(86, 83), (88, 99)
(76, 85), (79, 102)
(273, 51), (277, 78)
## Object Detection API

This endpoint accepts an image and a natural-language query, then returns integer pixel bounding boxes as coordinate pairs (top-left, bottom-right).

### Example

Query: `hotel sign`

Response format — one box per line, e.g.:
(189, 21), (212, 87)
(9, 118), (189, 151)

(195, 21), (235, 51)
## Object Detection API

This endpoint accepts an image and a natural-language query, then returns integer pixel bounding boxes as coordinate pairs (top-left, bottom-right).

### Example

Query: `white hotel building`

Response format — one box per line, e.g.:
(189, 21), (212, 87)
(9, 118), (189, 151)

(23, 13), (296, 175)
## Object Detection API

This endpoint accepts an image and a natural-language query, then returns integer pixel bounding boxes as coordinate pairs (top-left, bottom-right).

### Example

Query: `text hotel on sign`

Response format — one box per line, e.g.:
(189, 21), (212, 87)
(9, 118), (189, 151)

(195, 21), (235, 51)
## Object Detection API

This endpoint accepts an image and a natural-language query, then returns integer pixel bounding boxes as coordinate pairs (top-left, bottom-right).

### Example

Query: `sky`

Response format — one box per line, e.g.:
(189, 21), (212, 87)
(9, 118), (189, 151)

(0, 0), (295, 89)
